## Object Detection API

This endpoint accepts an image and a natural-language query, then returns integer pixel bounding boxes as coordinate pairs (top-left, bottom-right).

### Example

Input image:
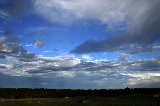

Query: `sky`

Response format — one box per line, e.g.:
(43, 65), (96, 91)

(0, 0), (160, 89)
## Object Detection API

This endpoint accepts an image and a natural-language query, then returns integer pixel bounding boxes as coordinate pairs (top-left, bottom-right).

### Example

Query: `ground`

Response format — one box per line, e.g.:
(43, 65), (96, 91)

(0, 96), (160, 106)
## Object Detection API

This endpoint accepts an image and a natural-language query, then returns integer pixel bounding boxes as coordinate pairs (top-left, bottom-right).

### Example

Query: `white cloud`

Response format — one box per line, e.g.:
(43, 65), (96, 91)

(37, 55), (80, 67)
(9, 55), (79, 76)
(42, 50), (53, 53)
(56, 71), (75, 78)
(33, 0), (155, 29)
(24, 44), (34, 47)
(81, 55), (94, 62)
(0, 63), (12, 69)
(34, 0), (127, 26)
(128, 77), (160, 86)
(121, 72), (160, 86)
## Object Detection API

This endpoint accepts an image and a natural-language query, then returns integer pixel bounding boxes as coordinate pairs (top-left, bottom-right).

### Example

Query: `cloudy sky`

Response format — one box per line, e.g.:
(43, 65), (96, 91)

(0, 0), (160, 89)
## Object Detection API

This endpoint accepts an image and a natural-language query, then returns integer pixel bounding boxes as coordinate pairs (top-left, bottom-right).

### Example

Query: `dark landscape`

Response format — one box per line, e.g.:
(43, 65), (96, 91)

(0, 88), (160, 106)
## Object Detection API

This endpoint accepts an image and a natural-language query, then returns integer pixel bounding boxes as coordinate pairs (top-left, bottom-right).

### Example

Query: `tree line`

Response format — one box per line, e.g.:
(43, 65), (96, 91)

(0, 88), (160, 99)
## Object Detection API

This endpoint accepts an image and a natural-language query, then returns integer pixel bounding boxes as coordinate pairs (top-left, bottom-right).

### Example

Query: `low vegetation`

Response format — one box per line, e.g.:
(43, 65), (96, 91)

(0, 88), (160, 106)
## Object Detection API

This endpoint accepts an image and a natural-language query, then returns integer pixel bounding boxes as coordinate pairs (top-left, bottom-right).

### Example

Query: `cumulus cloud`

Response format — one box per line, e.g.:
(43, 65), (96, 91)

(0, 31), (26, 58)
(9, 55), (160, 77)
(0, 54), (81, 76)
(0, 43), (160, 88)
(18, 52), (36, 62)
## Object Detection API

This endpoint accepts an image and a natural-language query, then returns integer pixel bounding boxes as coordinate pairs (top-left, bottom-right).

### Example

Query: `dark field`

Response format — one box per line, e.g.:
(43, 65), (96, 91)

(0, 88), (160, 106)
(0, 96), (160, 106)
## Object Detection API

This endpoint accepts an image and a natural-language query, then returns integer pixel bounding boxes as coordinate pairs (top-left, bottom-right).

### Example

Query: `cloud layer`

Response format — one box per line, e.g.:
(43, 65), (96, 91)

(0, 29), (159, 88)
(0, 0), (160, 88)
(69, 0), (160, 54)
(33, 0), (143, 26)
(0, 40), (160, 88)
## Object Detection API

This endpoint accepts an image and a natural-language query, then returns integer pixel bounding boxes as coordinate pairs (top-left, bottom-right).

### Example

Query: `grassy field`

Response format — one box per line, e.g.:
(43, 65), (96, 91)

(0, 96), (160, 106)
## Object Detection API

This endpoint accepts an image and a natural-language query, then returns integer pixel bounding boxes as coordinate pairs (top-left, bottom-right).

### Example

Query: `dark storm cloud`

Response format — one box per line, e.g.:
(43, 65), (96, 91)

(140, 61), (160, 71)
(0, 0), (33, 20)
(129, 59), (160, 71)
(0, 65), (7, 69)
(18, 52), (36, 62)
(75, 61), (118, 72)
(3, 29), (14, 35)
(75, 57), (160, 73)
(71, 1), (160, 54)
(124, 44), (160, 54)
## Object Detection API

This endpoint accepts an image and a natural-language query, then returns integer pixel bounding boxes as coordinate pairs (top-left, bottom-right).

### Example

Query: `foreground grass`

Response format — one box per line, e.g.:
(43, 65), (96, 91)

(0, 96), (160, 106)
